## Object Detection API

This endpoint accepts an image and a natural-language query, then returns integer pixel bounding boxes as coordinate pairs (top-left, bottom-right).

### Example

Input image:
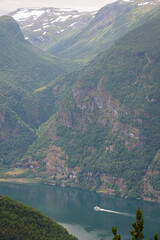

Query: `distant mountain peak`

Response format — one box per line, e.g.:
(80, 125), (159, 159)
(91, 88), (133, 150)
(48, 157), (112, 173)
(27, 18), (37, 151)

(9, 7), (96, 49)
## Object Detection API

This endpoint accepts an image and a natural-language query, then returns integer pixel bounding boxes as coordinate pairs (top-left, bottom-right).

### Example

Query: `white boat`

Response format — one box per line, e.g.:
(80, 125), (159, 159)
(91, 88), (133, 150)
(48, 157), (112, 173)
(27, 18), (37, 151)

(94, 206), (101, 211)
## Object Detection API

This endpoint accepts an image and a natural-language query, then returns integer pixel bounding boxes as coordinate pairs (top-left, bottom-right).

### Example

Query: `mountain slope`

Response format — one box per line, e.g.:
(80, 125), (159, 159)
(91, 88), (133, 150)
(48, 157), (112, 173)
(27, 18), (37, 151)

(9, 8), (96, 50)
(48, 0), (160, 61)
(0, 16), (66, 91)
(0, 16), (66, 168)
(0, 195), (77, 240)
(26, 16), (160, 201)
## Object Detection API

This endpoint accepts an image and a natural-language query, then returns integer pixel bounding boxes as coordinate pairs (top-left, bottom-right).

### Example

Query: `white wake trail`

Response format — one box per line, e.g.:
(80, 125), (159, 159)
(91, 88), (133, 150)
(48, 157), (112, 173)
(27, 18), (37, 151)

(94, 206), (134, 217)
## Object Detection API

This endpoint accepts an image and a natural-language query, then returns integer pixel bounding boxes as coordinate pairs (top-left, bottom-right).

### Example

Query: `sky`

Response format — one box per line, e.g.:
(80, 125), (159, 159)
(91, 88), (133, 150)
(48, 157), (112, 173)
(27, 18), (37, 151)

(0, 0), (117, 15)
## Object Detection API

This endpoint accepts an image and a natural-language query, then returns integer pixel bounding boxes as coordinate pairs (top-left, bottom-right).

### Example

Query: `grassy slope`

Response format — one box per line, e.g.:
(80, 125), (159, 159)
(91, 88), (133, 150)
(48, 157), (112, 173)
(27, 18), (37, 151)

(29, 16), (160, 200)
(48, 0), (160, 61)
(0, 195), (77, 240)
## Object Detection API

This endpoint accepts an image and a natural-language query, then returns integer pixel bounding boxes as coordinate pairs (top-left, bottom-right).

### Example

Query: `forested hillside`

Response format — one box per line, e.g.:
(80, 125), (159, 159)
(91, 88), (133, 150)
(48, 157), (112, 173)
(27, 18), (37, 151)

(0, 195), (77, 240)
(25, 16), (160, 201)
(1, 9), (160, 202)
(0, 16), (66, 167)
(0, 16), (65, 91)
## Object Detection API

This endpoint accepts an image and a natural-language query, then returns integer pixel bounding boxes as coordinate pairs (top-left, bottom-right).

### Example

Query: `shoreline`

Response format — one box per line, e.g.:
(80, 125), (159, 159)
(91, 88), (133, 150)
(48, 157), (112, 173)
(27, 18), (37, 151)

(0, 178), (41, 184)
(0, 178), (159, 203)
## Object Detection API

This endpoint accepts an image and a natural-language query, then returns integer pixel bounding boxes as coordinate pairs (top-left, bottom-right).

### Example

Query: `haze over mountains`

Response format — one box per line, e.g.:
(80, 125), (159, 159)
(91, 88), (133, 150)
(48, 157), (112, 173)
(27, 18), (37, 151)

(10, 0), (160, 62)
(0, 0), (160, 202)
(9, 8), (96, 50)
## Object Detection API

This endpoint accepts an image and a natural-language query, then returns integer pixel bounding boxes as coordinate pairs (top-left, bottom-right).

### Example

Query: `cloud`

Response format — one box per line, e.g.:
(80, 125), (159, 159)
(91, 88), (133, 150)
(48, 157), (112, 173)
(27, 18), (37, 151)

(0, 0), (116, 15)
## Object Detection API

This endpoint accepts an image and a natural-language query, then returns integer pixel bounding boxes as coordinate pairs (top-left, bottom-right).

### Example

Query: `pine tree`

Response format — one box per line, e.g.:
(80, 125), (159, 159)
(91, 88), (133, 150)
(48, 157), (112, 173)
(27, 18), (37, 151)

(112, 226), (121, 240)
(112, 207), (159, 240)
(130, 206), (144, 240)
(150, 233), (159, 240)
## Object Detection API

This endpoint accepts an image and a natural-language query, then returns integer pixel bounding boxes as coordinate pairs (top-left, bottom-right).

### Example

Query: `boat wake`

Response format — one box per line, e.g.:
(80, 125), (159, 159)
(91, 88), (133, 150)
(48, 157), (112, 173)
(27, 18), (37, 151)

(94, 206), (134, 217)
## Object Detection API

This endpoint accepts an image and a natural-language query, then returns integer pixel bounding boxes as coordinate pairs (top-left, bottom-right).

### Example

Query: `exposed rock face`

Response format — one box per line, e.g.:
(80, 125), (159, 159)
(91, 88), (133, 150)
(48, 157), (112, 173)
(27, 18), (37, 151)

(46, 80), (142, 196)
(47, 16), (160, 200)
(98, 174), (127, 196)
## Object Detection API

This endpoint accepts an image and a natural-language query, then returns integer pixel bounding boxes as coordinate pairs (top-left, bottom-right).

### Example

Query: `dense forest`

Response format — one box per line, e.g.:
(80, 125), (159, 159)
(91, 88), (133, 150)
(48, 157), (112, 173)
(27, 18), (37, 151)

(0, 195), (77, 240)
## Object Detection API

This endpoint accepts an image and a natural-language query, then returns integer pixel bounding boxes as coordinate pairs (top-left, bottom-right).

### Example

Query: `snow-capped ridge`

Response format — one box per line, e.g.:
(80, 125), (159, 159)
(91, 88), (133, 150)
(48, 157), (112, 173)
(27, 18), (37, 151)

(9, 7), (96, 48)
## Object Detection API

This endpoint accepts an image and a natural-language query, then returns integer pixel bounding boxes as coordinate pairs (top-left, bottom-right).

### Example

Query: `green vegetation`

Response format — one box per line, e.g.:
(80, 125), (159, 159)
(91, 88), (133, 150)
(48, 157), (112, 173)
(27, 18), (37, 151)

(48, 1), (160, 61)
(0, 104), (35, 165)
(32, 15), (160, 199)
(112, 207), (158, 240)
(0, 195), (77, 240)
(0, 16), (66, 166)
(1, 9), (160, 201)
(0, 16), (65, 91)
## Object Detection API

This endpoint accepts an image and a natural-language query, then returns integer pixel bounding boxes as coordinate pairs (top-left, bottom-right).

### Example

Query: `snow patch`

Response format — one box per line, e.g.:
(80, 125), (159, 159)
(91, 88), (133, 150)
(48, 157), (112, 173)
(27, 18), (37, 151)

(91, 12), (97, 15)
(138, 2), (149, 6)
(33, 28), (42, 32)
(24, 23), (34, 27)
(72, 15), (81, 18)
(13, 9), (45, 21)
(53, 15), (72, 22)
(53, 12), (61, 16)
(70, 22), (77, 27)
(46, 9), (51, 13)
(25, 37), (29, 40)
(57, 29), (65, 34)
(42, 25), (50, 28)
(43, 31), (47, 35)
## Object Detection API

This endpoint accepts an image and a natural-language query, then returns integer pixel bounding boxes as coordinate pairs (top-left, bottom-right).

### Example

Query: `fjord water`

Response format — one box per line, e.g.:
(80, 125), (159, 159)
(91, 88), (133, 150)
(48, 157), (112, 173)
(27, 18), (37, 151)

(0, 183), (159, 239)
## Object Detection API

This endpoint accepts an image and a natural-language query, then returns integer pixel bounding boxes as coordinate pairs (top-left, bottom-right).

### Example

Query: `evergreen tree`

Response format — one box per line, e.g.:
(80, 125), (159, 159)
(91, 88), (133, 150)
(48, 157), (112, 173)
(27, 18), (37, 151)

(112, 207), (159, 240)
(130, 206), (144, 240)
(112, 226), (121, 240)
(150, 233), (159, 240)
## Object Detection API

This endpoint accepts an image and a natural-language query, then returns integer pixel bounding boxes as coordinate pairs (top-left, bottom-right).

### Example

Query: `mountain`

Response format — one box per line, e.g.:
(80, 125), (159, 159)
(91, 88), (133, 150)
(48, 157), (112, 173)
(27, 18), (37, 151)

(1, 6), (160, 202)
(0, 16), (66, 91)
(0, 195), (77, 240)
(0, 16), (66, 167)
(23, 15), (160, 201)
(9, 8), (96, 50)
(48, 0), (160, 61)
(9, 1), (160, 64)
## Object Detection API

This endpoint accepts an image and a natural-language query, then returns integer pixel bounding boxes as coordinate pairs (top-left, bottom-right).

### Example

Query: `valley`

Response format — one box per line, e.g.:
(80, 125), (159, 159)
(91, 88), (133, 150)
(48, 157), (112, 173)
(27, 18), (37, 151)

(0, 0), (160, 203)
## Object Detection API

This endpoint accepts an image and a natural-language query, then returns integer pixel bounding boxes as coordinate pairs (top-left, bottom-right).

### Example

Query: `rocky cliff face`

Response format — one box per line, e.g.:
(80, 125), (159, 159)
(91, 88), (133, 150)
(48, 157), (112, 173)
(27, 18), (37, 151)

(36, 16), (160, 201)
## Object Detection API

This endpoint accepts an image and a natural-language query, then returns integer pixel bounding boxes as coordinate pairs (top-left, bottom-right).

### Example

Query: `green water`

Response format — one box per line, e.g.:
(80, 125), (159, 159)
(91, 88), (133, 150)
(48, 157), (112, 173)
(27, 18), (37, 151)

(0, 182), (159, 239)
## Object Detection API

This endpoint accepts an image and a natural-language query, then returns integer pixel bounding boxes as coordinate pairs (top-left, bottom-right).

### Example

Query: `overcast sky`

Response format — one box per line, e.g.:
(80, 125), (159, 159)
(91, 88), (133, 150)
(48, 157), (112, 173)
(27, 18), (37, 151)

(0, 0), (117, 15)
